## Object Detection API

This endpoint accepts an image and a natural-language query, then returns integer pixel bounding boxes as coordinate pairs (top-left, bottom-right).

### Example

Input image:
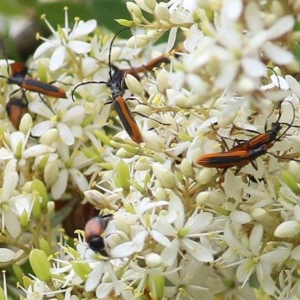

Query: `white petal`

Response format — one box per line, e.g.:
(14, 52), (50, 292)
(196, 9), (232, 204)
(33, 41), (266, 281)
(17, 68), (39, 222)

(96, 282), (114, 298)
(263, 42), (294, 64)
(249, 224), (263, 254)
(5, 211), (21, 238)
(23, 145), (54, 158)
(266, 15), (294, 40)
(28, 100), (54, 118)
(245, 2), (262, 33)
(166, 27), (178, 53)
(70, 20), (97, 38)
(215, 62), (238, 88)
(63, 105), (85, 123)
(0, 148), (14, 160)
(161, 239), (180, 266)
(150, 230), (171, 247)
(50, 46), (66, 71)
(85, 264), (104, 292)
(2, 171), (18, 200)
(68, 41), (91, 54)
(14, 194), (31, 215)
(256, 266), (276, 295)
(4, 159), (17, 175)
(132, 231), (147, 252)
(154, 216), (175, 236)
(33, 41), (56, 59)
(182, 239), (214, 262)
(286, 75), (300, 97)
(57, 123), (75, 146)
(51, 169), (68, 199)
(69, 169), (89, 192)
(260, 247), (290, 264)
(223, 222), (241, 248)
(10, 131), (25, 148)
(186, 212), (213, 234)
(236, 260), (254, 283)
(0, 248), (16, 262)
(270, 74), (289, 90)
(31, 121), (55, 137)
(169, 196), (185, 228)
(291, 245), (300, 261)
(110, 242), (136, 257)
(222, 0), (243, 20)
(242, 57), (266, 77)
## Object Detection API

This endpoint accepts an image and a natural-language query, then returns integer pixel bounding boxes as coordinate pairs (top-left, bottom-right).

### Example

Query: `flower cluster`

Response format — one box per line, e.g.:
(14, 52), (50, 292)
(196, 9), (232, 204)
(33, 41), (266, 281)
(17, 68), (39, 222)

(1, 1), (300, 299)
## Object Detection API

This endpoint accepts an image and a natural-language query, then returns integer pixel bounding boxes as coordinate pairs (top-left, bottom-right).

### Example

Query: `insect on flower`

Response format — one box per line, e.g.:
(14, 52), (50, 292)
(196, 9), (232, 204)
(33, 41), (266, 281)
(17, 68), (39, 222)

(6, 94), (29, 129)
(197, 100), (298, 175)
(84, 214), (113, 256)
(108, 52), (173, 89)
(72, 27), (145, 144)
(0, 61), (67, 98)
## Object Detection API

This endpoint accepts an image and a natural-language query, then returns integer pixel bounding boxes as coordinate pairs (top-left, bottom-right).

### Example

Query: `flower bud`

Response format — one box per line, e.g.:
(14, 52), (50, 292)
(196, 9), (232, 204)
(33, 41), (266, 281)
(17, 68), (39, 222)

(94, 130), (111, 145)
(154, 187), (168, 200)
(32, 195), (42, 220)
(31, 179), (49, 208)
(143, 131), (163, 152)
(145, 253), (162, 268)
(281, 170), (300, 193)
(152, 163), (176, 189)
(274, 220), (300, 238)
(196, 191), (210, 205)
(116, 147), (136, 158)
(180, 158), (194, 178)
(125, 74), (143, 96)
(157, 68), (170, 93)
(287, 161), (300, 182)
(196, 168), (215, 185)
(127, 35), (149, 48)
(20, 210), (29, 228)
(44, 162), (59, 187)
(72, 261), (92, 281)
(148, 274), (165, 300)
(154, 3), (170, 21)
(144, 0), (157, 10)
(115, 160), (130, 191)
(19, 113), (33, 134)
(29, 249), (51, 282)
(127, 2), (143, 18)
(40, 128), (59, 145)
(39, 238), (52, 256)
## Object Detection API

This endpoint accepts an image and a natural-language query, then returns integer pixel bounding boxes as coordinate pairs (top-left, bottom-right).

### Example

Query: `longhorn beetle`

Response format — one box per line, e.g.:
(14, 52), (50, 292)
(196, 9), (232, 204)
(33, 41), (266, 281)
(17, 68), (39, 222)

(197, 101), (298, 175)
(72, 28), (147, 144)
(0, 60), (67, 98)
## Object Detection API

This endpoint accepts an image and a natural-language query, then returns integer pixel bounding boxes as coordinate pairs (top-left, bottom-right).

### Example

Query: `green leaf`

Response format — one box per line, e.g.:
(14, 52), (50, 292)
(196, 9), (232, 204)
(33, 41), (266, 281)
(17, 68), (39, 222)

(292, 42), (300, 61)
(90, 0), (131, 34)
(35, 2), (93, 30)
(0, 0), (26, 15)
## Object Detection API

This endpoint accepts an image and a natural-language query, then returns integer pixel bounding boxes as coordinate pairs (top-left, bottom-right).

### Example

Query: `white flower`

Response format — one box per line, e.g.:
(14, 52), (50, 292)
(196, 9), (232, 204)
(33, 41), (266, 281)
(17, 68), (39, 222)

(153, 196), (214, 265)
(46, 142), (90, 199)
(109, 197), (169, 258)
(29, 99), (85, 146)
(34, 7), (97, 70)
(222, 223), (291, 294)
(179, 1), (295, 101)
(0, 160), (21, 238)
(165, 259), (213, 299)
